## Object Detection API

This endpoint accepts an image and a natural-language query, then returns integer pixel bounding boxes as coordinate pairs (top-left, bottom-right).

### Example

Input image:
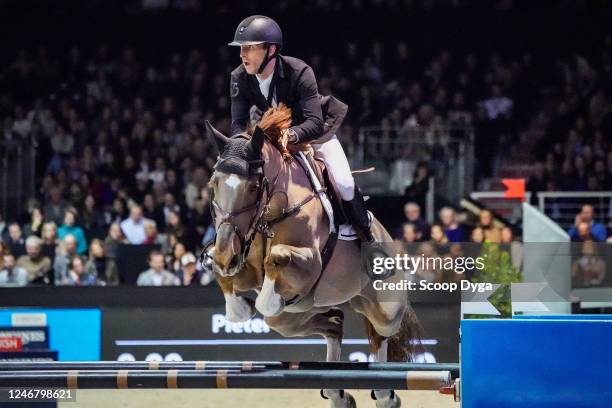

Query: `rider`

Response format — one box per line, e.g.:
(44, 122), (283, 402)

(228, 15), (380, 249)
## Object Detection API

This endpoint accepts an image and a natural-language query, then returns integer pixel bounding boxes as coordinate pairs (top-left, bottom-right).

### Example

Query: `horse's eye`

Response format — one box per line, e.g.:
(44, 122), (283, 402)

(249, 183), (259, 193)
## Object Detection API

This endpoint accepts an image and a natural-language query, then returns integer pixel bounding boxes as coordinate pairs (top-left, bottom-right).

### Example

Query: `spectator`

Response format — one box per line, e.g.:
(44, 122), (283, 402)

(0, 242), (7, 269)
(471, 227), (485, 243)
(526, 161), (548, 202)
(0, 254), (28, 287)
(136, 251), (179, 286)
(500, 227), (523, 270)
(400, 222), (420, 244)
(481, 83), (513, 120)
(170, 241), (187, 273)
(41, 222), (58, 245)
(478, 210), (501, 243)
(104, 223), (124, 259)
(184, 167), (208, 209)
(57, 209), (88, 254)
(165, 210), (199, 251)
(23, 207), (45, 237)
(16, 236), (52, 284)
(53, 234), (78, 285)
(43, 186), (70, 225)
(187, 187), (213, 241)
(5, 222), (26, 258)
(143, 220), (168, 253)
(430, 224), (449, 244)
(439, 207), (465, 242)
(396, 202), (429, 240)
(120, 205), (148, 244)
(85, 238), (119, 285)
(414, 242), (440, 282)
(572, 221), (593, 242)
(404, 161), (430, 211)
(572, 241), (606, 287)
(40, 221), (58, 261)
(143, 193), (165, 229)
(81, 194), (106, 241)
(162, 192), (182, 226)
(64, 256), (98, 286)
(176, 252), (205, 286)
(568, 204), (607, 242)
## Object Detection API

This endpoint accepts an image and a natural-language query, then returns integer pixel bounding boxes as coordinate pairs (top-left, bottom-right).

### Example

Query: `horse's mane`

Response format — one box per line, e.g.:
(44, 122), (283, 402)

(248, 104), (309, 160)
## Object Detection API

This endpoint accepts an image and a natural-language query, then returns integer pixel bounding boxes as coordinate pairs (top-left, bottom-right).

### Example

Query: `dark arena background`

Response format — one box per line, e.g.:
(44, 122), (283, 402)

(0, 1), (612, 407)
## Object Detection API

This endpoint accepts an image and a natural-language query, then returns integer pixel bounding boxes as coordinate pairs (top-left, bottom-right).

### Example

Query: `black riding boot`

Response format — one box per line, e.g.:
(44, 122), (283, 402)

(343, 187), (394, 279)
(342, 187), (374, 243)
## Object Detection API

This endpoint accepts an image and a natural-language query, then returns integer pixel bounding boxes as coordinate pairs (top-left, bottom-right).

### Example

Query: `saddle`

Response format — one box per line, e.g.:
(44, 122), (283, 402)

(293, 151), (361, 241)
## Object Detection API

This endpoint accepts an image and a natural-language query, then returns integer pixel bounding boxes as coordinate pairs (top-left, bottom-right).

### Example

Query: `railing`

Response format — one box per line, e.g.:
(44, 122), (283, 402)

(0, 135), (36, 221)
(469, 191), (612, 230)
(536, 191), (612, 230)
(349, 125), (474, 204)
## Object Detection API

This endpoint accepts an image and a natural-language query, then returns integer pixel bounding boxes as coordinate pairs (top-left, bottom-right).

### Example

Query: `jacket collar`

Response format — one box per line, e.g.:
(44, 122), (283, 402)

(276, 54), (286, 79)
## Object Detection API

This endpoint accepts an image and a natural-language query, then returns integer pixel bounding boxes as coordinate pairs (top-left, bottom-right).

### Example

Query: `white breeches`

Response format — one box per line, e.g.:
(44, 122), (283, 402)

(312, 135), (355, 201)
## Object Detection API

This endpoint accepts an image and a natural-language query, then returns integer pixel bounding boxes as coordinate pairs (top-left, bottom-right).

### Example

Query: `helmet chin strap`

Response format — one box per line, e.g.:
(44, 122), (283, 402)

(257, 44), (277, 75)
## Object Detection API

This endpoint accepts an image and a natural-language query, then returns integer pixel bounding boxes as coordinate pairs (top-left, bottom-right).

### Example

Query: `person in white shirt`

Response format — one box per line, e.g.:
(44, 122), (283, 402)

(0, 254), (28, 287)
(120, 205), (148, 244)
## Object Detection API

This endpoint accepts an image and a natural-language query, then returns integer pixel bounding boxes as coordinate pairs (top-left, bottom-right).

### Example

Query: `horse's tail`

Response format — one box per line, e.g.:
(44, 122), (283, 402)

(387, 305), (424, 361)
(364, 305), (424, 362)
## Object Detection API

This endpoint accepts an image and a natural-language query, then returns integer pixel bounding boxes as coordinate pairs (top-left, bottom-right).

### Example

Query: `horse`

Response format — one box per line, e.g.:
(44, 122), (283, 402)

(204, 105), (421, 408)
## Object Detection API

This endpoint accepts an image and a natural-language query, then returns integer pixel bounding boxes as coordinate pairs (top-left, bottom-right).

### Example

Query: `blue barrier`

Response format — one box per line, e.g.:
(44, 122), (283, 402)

(461, 315), (612, 408)
(513, 314), (612, 320)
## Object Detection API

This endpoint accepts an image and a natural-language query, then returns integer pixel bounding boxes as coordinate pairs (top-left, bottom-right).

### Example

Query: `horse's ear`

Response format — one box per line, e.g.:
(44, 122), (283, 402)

(248, 126), (265, 155)
(204, 120), (229, 153)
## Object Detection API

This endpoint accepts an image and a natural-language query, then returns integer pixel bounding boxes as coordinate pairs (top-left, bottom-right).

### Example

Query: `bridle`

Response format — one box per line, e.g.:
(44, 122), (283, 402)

(216, 163), (279, 258)
(200, 155), (282, 272)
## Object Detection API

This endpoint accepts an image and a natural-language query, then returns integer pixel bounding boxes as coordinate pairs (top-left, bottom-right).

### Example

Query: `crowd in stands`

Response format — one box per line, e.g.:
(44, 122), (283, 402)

(394, 200), (611, 287)
(0, 2), (611, 287)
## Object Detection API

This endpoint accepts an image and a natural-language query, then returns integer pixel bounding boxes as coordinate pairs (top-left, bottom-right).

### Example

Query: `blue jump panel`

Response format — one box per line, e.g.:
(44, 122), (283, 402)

(513, 314), (612, 320)
(461, 318), (612, 408)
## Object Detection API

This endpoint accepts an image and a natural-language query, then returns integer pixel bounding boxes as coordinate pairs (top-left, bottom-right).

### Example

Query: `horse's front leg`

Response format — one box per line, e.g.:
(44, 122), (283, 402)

(216, 275), (256, 323)
(255, 244), (321, 316)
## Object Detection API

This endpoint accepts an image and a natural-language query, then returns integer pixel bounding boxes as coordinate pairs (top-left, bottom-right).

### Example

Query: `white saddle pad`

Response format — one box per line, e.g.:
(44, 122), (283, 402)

(297, 152), (368, 241)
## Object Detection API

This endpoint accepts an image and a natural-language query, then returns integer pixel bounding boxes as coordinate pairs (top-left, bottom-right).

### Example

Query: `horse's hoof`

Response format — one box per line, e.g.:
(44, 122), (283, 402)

(321, 390), (356, 408)
(374, 392), (401, 408)
(331, 392), (355, 408)
(226, 296), (256, 322)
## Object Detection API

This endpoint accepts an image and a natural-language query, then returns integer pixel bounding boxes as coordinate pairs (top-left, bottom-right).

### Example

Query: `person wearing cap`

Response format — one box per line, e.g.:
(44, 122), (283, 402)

(176, 252), (205, 286)
(227, 15), (379, 247)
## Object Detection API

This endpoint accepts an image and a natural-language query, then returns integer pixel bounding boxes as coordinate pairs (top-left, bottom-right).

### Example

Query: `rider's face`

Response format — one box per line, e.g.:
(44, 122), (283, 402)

(240, 44), (268, 75)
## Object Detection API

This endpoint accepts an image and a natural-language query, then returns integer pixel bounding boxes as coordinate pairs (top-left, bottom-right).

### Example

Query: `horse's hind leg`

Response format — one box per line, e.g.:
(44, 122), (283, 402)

(350, 296), (409, 408)
(264, 308), (356, 408)
(369, 336), (401, 408)
(320, 338), (356, 408)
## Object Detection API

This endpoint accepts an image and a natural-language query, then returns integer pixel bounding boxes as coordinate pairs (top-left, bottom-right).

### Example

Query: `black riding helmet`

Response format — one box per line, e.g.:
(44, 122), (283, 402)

(228, 15), (283, 74)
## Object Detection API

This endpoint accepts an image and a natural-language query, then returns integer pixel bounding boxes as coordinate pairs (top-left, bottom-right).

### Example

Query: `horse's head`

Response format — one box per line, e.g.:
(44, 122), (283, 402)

(204, 121), (267, 277)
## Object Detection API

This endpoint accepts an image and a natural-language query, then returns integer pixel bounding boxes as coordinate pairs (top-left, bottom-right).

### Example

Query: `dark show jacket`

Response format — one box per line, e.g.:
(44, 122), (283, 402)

(230, 54), (348, 144)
